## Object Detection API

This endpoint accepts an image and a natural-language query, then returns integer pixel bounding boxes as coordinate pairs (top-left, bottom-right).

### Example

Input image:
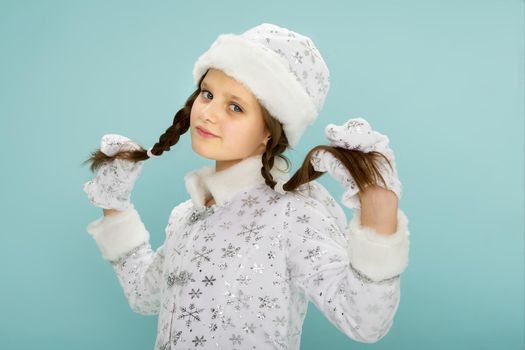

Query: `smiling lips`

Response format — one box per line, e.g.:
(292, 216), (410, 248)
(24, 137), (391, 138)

(196, 126), (218, 138)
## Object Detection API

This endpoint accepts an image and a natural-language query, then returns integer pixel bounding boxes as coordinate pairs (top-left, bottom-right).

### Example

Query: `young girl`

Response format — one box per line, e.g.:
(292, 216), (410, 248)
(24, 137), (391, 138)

(82, 23), (410, 350)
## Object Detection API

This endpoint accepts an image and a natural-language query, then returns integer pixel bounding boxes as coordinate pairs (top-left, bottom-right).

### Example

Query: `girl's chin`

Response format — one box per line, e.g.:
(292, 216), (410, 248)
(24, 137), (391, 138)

(191, 143), (220, 158)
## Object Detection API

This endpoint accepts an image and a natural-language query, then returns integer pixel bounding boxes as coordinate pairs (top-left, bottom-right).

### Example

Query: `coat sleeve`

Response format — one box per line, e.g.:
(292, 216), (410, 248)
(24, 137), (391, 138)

(285, 181), (410, 343)
(86, 202), (188, 315)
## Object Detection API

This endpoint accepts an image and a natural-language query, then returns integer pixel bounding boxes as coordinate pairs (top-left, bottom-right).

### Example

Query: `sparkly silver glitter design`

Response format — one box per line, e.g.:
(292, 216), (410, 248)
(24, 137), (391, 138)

(188, 206), (215, 224)
(94, 178), (409, 348)
(166, 269), (194, 288)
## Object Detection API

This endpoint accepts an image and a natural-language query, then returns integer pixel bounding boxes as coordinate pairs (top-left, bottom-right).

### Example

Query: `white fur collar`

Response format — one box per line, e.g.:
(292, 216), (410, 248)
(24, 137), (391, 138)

(184, 154), (290, 208)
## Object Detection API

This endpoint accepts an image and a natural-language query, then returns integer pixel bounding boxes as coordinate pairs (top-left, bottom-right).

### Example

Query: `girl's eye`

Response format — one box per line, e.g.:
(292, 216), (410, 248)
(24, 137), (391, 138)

(200, 89), (243, 113)
(201, 90), (212, 100)
(230, 104), (243, 113)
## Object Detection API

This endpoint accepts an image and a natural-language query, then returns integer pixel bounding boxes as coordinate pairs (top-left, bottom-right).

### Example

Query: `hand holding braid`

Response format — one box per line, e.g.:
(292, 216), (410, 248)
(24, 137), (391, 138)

(83, 134), (144, 211)
(310, 117), (403, 209)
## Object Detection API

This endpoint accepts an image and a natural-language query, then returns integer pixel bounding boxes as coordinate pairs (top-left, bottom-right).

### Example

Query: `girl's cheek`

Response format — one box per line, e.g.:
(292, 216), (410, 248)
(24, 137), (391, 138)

(189, 106), (199, 124)
(221, 122), (240, 137)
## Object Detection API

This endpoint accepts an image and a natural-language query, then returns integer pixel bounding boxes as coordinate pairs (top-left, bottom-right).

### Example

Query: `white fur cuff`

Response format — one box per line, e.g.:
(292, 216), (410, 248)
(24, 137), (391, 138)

(86, 203), (150, 262)
(347, 208), (410, 282)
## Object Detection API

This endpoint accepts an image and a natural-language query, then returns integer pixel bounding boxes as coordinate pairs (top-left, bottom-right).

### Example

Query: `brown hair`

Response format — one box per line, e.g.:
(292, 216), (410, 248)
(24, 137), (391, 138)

(82, 69), (393, 195)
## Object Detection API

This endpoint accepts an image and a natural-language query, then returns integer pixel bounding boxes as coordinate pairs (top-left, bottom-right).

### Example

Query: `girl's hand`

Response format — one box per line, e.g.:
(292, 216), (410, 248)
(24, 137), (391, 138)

(83, 134), (144, 211)
(310, 117), (403, 209)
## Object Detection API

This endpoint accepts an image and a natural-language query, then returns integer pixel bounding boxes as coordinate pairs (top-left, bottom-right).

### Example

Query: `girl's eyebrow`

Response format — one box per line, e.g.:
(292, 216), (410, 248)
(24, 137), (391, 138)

(200, 81), (249, 106)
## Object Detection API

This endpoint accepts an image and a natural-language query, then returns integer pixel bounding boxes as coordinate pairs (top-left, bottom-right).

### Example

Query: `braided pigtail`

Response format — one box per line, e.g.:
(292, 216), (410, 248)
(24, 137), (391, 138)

(259, 109), (291, 191)
(82, 72), (208, 172)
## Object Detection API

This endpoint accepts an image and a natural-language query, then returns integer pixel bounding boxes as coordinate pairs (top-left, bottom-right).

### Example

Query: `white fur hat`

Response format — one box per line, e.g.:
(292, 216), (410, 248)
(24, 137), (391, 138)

(192, 23), (330, 148)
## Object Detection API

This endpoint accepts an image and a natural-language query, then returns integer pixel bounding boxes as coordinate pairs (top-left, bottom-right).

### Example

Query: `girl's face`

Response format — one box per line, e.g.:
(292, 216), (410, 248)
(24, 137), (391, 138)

(190, 68), (271, 171)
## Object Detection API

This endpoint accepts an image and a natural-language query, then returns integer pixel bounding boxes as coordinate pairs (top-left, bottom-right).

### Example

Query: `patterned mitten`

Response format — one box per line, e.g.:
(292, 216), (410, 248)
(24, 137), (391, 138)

(310, 117), (403, 209)
(83, 134), (144, 211)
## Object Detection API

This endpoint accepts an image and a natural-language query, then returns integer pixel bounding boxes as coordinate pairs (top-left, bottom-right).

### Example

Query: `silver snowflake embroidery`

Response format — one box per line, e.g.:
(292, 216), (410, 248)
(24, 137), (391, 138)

(269, 234), (284, 250)
(289, 65), (301, 83)
(300, 39), (319, 64)
(284, 201), (296, 217)
(242, 322), (257, 333)
(267, 194), (281, 205)
(345, 119), (366, 132)
(236, 274), (252, 286)
(221, 316), (234, 330)
(191, 246), (214, 268)
(296, 214), (310, 223)
(304, 245), (326, 263)
(272, 315), (287, 328)
(304, 198), (319, 209)
(210, 305), (222, 319)
(328, 253), (343, 264)
(292, 51), (303, 64)
(302, 70), (309, 80)
(313, 273), (324, 286)
(225, 288), (252, 312)
(171, 330), (183, 346)
(251, 262), (265, 274)
(166, 269), (194, 287)
(305, 86), (312, 98)
(177, 303), (204, 327)
(326, 126), (337, 139)
(198, 221), (209, 231)
(264, 329), (287, 349)
(241, 194), (259, 208)
(258, 295), (281, 310)
(275, 48), (286, 59)
(323, 196), (337, 208)
(253, 208), (266, 217)
(221, 243), (241, 258)
(237, 221), (266, 243)
(192, 335), (206, 347)
(188, 288), (202, 299)
(229, 333), (244, 345)
(204, 232), (216, 242)
(202, 275), (216, 286)
(273, 272), (285, 286)
(315, 71), (326, 86)
(302, 227), (318, 242)
(337, 281), (350, 301)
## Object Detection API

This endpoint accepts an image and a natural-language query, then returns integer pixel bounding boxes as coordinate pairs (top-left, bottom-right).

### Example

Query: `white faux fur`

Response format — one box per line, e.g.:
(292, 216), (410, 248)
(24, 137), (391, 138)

(184, 154), (290, 209)
(192, 34), (317, 148)
(347, 208), (411, 282)
(86, 203), (150, 262)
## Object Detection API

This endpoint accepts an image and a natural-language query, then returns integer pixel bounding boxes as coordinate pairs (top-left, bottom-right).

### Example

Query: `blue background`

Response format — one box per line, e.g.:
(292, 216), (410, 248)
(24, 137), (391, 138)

(0, 0), (523, 349)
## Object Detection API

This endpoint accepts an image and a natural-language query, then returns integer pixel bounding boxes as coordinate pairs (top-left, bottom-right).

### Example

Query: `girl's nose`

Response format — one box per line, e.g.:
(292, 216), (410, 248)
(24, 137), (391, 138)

(201, 101), (220, 123)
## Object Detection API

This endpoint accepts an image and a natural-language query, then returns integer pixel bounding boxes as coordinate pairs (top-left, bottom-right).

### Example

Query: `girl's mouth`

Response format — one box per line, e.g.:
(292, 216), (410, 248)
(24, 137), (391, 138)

(196, 127), (218, 138)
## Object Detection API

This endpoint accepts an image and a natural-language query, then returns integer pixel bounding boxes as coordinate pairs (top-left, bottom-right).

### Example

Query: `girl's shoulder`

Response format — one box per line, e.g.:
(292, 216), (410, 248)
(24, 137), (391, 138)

(167, 198), (195, 225)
